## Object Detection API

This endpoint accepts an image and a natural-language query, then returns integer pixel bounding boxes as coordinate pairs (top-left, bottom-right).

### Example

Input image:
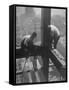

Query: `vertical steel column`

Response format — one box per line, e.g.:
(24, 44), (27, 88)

(41, 8), (51, 82)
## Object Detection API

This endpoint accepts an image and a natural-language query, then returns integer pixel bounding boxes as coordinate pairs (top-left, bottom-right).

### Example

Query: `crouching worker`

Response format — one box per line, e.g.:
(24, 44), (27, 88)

(48, 25), (60, 49)
(21, 32), (37, 48)
(21, 32), (39, 71)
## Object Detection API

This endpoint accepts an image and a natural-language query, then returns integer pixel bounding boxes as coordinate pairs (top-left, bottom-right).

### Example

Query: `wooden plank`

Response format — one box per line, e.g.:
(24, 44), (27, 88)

(52, 49), (65, 67)
(49, 49), (66, 79)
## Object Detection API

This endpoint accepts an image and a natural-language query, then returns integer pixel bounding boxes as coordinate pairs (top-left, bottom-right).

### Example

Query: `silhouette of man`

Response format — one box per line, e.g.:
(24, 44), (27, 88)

(21, 32), (38, 71)
(48, 25), (60, 49)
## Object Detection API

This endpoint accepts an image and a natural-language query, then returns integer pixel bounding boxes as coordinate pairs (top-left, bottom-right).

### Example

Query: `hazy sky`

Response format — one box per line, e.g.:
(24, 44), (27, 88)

(51, 9), (66, 17)
(34, 8), (41, 17)
(16, 7), (66, 19)
(16, 7), (41, 18)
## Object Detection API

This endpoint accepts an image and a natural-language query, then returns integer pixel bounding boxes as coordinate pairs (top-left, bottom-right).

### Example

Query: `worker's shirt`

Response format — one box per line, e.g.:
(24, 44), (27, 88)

(48, 25), (60, 37)
(22, 35), (33, 46)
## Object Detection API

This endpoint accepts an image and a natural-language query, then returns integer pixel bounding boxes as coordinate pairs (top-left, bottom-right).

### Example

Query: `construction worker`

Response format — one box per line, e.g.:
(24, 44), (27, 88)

(21, 32), (38, 71)
(21, 32), (37, 47)
(48, 25), (60, 49)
